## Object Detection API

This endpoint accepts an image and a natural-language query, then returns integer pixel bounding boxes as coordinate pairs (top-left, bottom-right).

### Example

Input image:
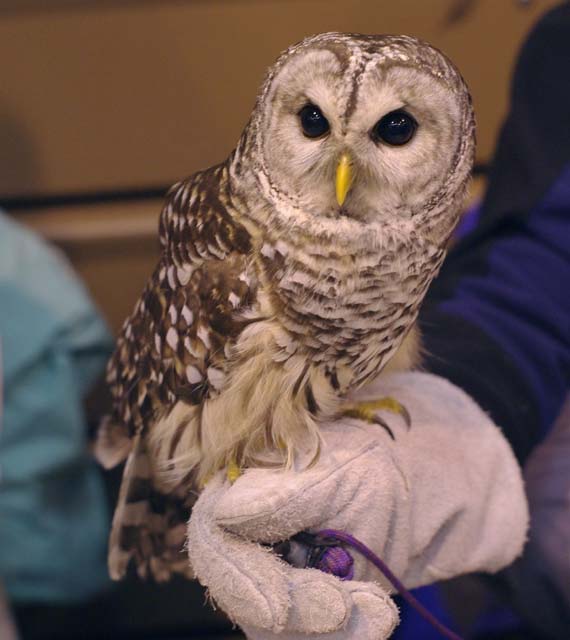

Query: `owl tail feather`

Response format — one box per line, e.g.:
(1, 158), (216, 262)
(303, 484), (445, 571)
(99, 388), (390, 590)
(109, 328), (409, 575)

(92, 416), (132, 469)
(108, 431), (195, 582)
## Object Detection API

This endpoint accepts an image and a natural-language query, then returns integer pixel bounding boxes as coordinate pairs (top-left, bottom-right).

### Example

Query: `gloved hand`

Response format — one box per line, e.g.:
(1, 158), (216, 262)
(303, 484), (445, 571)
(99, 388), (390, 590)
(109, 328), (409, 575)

(187, 372), (529, 639)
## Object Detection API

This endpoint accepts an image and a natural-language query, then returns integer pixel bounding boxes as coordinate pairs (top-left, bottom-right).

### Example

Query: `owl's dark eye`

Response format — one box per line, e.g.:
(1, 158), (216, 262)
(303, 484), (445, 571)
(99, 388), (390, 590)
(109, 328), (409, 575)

(298, 104), (330, 139)
(372, 110), (417, 146)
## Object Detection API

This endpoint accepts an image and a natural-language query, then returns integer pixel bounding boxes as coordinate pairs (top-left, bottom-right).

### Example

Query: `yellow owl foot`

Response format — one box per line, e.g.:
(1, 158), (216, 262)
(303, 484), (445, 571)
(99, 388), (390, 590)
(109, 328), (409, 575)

(226, 459), (242, 484)
(198, 460), (242, 489)
(342, 397), (411, 440)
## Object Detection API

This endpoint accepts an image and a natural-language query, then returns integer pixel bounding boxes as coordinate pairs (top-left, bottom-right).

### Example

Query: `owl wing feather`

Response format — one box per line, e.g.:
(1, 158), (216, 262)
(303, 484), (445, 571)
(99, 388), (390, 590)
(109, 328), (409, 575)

(99, 164), (257, 580)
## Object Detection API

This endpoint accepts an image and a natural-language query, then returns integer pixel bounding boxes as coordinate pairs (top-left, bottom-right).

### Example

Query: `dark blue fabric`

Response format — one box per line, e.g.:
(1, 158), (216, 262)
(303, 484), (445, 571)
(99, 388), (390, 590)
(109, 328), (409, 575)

(439, 165), (570, 439)
(392, 586), (458, 640)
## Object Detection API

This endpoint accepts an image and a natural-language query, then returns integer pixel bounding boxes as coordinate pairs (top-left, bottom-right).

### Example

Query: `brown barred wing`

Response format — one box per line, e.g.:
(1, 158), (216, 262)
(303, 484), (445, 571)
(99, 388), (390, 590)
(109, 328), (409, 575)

(99, 166), (256, 580)
(107, 166), (254, 439)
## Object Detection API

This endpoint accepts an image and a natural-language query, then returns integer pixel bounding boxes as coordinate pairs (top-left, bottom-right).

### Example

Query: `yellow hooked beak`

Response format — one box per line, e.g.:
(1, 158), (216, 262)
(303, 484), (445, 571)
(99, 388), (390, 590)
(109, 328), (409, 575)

(335, 153), (353, 207)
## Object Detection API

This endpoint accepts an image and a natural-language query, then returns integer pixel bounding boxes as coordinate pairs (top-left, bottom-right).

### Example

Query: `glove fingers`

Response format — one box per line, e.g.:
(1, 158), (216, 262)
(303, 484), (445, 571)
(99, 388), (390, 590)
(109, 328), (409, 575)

(242, 580), (398, 640)
(188, 476), (290, 632)
(189, 478), (357, 634)
(286, 568), (353, 633)
(339, 581), (399, 639)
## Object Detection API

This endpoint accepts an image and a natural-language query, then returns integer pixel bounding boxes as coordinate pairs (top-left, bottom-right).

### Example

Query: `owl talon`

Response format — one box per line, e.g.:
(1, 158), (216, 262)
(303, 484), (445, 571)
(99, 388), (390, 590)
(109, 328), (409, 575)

(401, 405), (412, 429)
(372, 416), (395, 440)
(376, 397), (411, 428)
(342, 396), (411, 437)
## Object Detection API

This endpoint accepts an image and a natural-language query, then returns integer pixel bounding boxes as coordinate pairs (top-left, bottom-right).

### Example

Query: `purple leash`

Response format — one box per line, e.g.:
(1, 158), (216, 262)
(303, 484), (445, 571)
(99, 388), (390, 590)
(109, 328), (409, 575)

(286, 529), (464, 640)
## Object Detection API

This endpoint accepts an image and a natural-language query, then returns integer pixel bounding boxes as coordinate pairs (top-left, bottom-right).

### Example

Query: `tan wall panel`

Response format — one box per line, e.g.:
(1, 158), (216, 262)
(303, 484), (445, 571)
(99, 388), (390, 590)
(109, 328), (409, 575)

(18, 200), (162, 332)
(0, 0), (557, 197)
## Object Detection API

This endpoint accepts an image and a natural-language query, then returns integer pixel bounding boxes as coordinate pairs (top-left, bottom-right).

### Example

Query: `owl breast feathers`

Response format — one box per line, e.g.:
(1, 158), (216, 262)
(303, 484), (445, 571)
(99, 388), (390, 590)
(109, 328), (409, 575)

(98, 32), (475, 580)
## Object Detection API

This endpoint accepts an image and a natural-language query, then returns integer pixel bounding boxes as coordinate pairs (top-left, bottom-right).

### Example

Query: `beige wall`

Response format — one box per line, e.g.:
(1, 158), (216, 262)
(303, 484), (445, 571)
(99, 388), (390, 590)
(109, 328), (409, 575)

(0, 0), (559, 197)
(1, 1), (557, 331)
(18, 200), (164, 332)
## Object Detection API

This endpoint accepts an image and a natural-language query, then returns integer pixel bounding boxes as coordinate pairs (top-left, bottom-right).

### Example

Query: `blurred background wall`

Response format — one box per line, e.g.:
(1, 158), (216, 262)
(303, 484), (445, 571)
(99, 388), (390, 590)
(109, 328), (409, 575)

(0, 0), (560, 332)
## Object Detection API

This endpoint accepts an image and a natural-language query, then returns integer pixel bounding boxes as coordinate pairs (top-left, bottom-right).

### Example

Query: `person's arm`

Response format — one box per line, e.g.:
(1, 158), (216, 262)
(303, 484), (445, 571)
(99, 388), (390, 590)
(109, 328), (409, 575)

(420, 3), (570, 463)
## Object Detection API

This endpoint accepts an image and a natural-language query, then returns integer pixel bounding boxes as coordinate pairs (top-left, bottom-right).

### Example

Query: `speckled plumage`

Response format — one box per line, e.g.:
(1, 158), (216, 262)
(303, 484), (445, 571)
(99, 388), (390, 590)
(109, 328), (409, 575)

(99, 33), (475, 580)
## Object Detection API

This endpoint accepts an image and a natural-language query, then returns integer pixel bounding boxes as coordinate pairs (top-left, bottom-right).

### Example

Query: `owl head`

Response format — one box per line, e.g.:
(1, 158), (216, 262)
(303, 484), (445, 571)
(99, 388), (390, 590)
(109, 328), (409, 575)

(233, 33), (475, 246)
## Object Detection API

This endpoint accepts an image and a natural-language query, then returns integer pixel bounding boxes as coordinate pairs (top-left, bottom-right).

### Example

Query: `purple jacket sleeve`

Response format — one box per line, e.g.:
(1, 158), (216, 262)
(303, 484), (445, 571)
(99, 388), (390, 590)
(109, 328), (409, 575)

(420, 4), (570, 463)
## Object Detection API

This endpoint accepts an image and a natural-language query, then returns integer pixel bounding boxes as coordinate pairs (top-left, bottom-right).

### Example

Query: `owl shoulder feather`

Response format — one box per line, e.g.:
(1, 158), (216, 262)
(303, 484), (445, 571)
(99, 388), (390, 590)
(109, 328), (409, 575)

(104, 164), (257, 440)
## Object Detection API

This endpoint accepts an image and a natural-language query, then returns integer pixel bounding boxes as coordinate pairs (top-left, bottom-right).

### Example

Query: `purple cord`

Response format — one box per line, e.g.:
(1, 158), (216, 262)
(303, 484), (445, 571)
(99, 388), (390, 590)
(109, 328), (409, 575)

(316, 529), (464, 640)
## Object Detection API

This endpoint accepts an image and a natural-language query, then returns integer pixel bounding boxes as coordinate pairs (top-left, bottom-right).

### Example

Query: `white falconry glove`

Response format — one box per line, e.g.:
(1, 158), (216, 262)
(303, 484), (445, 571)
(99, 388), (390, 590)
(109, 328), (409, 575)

(187, 372), (529, 639)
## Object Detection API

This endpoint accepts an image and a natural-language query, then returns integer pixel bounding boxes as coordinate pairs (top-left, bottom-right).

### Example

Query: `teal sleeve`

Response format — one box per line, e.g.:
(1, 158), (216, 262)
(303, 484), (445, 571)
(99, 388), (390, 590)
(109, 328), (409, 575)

(0, 212), (114, 603)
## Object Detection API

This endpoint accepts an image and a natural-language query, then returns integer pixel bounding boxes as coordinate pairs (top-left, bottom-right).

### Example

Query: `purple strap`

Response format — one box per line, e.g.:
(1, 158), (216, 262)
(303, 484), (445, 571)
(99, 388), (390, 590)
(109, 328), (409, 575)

(316, 529), (464, 640)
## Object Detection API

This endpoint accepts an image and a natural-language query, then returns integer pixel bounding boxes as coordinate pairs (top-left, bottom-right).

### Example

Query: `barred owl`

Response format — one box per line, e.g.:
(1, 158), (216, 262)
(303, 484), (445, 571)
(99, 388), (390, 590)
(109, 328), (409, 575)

(96, 32), (475, 581)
